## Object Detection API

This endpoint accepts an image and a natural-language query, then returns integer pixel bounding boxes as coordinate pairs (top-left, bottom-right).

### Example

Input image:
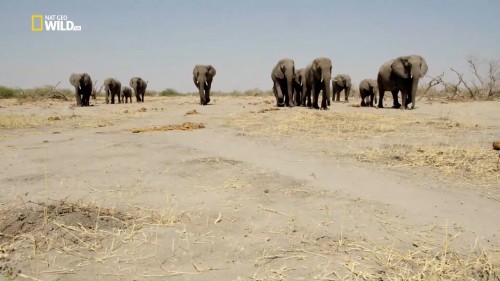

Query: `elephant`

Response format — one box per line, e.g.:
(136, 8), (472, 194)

(130, 77), (148, 102)
(303, 57), (332, 109)
(103, 78), (122, 104)
(359, 79), (378, 107)
(293, 68), (306, 106)
(271, 58), (295, 107)
(69, 73), (93, 106)
(332, 74), (352, 102)
(121, 86), (133, 103)
(377, 55), (428, 109)
(192, 65), (216, 105)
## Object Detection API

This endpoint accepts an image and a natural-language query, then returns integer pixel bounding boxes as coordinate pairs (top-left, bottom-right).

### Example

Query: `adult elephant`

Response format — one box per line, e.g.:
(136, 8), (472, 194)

(69, 73), (93, 106)
(271, 58), (295, 107)
(121, 86), (133, 103)
(130, 77), (148, 102)
(359, 79), (378, 107)
(103, 78), (121, 104)
(293, 68), (306, 106)
(332, 74), (352, 102)
(304, 57), (332, 109)
(193, 65), (216, 105)
(377, 55), (428, 109)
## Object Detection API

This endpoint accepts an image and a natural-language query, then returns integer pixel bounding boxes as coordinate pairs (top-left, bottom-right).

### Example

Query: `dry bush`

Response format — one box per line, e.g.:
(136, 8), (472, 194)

(420, 57), (500, 101)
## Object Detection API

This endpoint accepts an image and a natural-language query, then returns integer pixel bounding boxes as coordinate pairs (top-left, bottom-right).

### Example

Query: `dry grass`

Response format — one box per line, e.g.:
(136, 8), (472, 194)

(355, 144), (500, 186)
(0, 114), (115, 129)
(185, 109), (199, 115)
(0, 115), (53, 129)
(128, 122), (205, 133)
(0, 200), (201, 279)
(1, 199), (498, 280)
(226, 110), (413, 141)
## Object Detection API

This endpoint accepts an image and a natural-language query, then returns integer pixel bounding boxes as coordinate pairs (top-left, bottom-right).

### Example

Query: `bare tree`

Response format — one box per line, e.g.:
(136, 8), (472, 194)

(466, 56), (500, 99)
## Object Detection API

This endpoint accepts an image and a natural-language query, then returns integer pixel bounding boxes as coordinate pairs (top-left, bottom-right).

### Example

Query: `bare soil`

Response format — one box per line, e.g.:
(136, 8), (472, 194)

(0, 96), (498, 280)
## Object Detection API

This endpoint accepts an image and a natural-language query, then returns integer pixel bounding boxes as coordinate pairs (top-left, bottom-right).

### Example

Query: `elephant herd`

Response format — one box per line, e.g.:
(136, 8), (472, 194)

(272, 54), (428, 110)
(69, 55), (427, 110)
(69, 74), (148, 106)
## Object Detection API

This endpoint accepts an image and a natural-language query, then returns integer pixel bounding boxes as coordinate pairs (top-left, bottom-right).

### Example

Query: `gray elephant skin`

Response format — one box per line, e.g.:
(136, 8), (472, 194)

(193, 65), (216, 105)
(293, 68), (305, 106)
(103, 78), (121, 104)
(69, 73), (93, 106)
(121, 86), (133, 103)
(377, 55), (428, 109)
(271, 59), (295, 107)
(130, 77), (148, 102)
(303, 57), (332, 109)
(359, 79), (378, 107)
(332, 74), (352, 102)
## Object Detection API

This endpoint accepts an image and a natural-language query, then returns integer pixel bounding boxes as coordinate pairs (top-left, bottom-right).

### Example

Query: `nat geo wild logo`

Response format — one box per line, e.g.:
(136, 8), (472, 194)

(31, 14), (82, 31)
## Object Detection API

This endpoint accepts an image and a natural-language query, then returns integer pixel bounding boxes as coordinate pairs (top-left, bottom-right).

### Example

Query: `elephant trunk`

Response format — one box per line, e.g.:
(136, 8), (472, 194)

(286, 76), (293, 106)
(198, 79), (206, 103)
(323, 75), (332, 105)
(410, 67), (421, 108)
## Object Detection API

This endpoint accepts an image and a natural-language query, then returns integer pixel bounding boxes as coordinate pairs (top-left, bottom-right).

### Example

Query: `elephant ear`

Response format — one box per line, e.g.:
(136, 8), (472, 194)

(392, 57), (410, 79)
(335, 76), (345, 87)
(420, 58), (428, 78)
(312, 60), (320, 78)
(207, 65), (216, 77)
(274, 63), (285, 79)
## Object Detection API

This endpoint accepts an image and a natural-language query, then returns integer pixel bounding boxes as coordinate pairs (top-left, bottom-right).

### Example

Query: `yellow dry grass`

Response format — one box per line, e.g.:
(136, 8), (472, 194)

(0, 115), (52, 129)
(226, 110), (413, 141)
(355, 144), (500, 185)
(128, 122), (205, 133)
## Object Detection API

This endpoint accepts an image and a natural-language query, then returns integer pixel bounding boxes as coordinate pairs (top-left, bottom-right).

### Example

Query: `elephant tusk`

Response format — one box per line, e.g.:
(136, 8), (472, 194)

(205, 81), (209, 87)
(320, 78), (323, 83)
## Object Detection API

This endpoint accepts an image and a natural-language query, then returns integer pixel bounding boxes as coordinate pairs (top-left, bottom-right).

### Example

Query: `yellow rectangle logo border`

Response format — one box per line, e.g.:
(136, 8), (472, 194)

(31, 15), (43, 31)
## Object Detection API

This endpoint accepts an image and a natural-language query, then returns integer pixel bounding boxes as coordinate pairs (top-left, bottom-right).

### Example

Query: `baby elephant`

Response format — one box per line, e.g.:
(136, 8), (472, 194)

(121, 86), (133, 103)
(359, 79), (378, 107)
(104, 78), (122, 104)
(332, 74), (352, 102)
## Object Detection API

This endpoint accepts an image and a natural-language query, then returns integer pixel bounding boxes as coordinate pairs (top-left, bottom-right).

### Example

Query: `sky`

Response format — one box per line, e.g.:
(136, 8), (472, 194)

(0, 0), (499, 92)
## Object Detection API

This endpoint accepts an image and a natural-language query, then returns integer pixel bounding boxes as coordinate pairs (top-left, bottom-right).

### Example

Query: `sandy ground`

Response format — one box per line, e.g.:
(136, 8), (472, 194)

(0, 95), (498, 280)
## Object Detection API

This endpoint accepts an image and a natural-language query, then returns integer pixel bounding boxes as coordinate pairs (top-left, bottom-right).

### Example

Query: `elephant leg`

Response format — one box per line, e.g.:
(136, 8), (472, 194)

(75, 87), (82, 106)
(391, 89), (401, 108)
(345, 89), (349, 102)
(301, 83), (308, 107)
(321, 89), (328, 110)
(377, 88), (385, 108)
(312, 83), (320, 109)
(274, 82), (285, 107)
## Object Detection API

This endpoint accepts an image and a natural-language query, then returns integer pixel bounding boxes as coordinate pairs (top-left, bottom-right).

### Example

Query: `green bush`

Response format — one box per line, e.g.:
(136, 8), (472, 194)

(0, 86), (20, 99)
(159, 88), (182, 96)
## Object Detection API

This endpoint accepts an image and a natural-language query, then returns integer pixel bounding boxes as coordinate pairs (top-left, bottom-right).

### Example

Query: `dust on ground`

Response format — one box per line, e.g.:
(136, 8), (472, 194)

(0, 96), (498, 280)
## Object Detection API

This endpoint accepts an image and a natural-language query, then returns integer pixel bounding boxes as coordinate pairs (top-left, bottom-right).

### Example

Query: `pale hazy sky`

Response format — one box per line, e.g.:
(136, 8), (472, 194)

(0, 0), (499, 92)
